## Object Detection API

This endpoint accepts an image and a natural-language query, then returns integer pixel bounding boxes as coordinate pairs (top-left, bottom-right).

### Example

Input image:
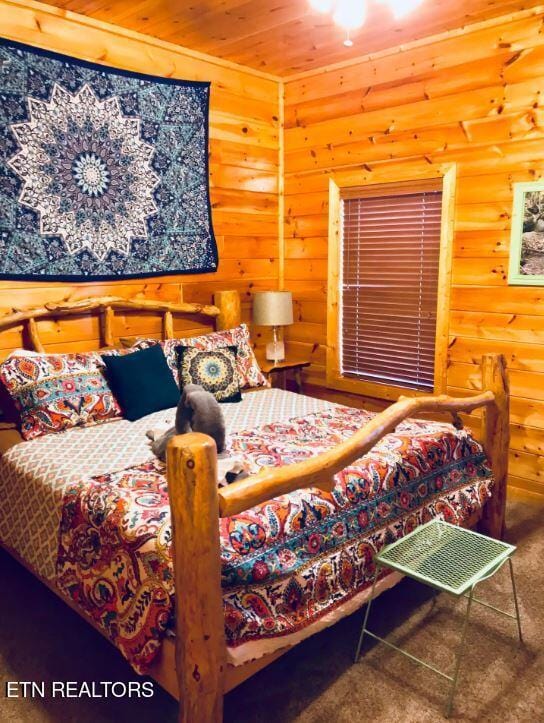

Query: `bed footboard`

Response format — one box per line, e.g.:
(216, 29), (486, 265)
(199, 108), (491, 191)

(166, 353), (509, 722)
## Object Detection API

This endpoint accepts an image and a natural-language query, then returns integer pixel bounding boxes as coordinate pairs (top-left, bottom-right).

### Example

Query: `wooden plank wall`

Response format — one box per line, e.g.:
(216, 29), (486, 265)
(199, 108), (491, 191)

(283, 8), (544, 496)
(3, 1), (544, 497)
(0, 0), (280, 357)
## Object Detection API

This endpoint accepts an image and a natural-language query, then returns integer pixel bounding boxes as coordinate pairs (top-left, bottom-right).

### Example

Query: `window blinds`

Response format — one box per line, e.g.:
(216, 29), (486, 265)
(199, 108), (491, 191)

(340, 185), (443, 392)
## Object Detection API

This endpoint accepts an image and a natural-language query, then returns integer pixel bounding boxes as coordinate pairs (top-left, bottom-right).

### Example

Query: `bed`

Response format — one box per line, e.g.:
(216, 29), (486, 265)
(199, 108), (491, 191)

(0, 290), (509, 723)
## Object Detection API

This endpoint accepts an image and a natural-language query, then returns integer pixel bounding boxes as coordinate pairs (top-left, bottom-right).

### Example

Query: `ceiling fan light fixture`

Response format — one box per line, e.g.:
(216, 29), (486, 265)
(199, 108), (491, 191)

(332, 0), (367, 30)
(307, 0), (425, 45)
(309, 0), (335, 13)
(385, 0), (423, 19)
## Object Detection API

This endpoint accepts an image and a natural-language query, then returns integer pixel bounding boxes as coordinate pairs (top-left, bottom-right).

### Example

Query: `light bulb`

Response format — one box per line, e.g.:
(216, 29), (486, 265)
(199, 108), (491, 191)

(386, 0), (423, 19)
(333, 0), (367, 30)
(309, 0), (334, 12)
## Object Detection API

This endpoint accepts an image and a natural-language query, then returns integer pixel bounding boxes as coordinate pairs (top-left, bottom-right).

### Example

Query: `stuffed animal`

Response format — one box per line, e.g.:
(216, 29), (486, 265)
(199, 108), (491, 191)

(147, 383), (226, 461)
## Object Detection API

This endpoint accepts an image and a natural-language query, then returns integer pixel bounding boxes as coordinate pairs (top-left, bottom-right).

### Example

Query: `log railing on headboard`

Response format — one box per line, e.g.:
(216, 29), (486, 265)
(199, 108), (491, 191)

(0, 289), (242, 351)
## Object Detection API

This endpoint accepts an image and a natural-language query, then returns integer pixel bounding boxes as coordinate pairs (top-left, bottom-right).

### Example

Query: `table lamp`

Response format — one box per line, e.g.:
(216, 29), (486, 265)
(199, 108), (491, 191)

(253, 291), (293, 362)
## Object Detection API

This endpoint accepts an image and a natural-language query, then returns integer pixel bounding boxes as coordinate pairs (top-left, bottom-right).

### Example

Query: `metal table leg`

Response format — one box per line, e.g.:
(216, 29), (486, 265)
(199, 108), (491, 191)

(445, 585), (474, 718)
(509, 558), (523, 643)
(354, 564), (380, 663)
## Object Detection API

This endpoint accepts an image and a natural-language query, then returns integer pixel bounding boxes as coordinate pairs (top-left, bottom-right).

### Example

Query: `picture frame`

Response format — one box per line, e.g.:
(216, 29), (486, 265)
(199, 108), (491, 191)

(508, 181), (544, 286)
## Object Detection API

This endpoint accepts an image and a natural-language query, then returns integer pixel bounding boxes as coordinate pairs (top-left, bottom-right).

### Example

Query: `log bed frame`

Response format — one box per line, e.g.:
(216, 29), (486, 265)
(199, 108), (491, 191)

(0, 289), (510, 723)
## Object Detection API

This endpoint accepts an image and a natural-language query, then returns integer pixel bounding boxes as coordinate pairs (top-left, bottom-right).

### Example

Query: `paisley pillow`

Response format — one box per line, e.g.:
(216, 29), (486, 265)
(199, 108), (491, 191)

(131, 324), (268, 389)
(0, 350), (121, 440)
(176, 345), (242, 403)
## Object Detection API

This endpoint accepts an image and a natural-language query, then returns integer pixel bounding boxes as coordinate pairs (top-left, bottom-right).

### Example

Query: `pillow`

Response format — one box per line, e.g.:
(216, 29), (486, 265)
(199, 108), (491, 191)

(0, 351), (121, 440)
(131, 324), (268, 389)
(176, 345), (242, 403)
(102, 344), (180, 421)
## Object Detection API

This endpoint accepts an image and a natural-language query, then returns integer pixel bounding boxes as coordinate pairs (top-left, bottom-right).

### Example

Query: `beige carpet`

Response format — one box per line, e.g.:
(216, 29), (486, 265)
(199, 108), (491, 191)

(1, 493), (542, 723)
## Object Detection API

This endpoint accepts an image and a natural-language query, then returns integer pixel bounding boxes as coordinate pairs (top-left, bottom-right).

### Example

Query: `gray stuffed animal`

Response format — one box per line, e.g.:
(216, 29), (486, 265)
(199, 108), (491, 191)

(147, 383), (226, 461)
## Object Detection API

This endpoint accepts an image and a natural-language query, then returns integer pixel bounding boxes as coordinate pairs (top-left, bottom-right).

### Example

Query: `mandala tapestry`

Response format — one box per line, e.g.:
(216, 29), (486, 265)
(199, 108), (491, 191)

(0, 39), (218, 280)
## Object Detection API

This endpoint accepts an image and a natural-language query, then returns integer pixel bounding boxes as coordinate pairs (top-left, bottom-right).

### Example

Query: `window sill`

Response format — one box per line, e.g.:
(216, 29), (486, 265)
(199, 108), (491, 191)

(326, 371), (434, 403)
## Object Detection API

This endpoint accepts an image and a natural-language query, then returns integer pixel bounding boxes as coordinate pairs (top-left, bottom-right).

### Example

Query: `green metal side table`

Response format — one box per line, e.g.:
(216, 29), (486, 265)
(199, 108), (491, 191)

(354, 519), (523, 718)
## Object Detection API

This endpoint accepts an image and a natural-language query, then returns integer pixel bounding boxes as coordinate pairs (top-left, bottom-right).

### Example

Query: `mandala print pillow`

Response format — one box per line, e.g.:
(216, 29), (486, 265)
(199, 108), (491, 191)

(176, 345), (242, 403)
(132, 324), (268, 389)
(0, 351), (121, 440)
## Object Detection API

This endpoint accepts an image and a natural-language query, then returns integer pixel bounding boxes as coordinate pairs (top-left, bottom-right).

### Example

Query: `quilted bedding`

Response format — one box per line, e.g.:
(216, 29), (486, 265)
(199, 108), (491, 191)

(0, 389), (334, 579)
(50, 400), (493, 673)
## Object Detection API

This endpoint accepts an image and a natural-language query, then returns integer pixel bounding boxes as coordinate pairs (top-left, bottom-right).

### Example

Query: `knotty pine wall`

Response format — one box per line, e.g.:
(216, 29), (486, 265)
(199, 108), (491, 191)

(0, 0), (280, 356)
(283, 8), (544, 497)
(2, 1), (544, 497)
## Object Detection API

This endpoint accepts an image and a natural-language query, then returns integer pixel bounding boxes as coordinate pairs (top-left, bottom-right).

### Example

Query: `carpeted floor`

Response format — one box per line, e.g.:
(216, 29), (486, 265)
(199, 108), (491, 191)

(1, 492), (542, 723)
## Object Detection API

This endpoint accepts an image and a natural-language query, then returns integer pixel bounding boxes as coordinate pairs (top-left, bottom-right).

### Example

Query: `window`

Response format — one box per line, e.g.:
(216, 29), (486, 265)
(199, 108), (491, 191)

(339, 180), (443, 392)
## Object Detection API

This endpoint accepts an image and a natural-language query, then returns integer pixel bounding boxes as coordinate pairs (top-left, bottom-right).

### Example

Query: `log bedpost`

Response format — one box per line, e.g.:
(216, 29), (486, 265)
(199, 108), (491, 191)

(163, 310), (174, 340)
(480, 353), (510, 540)
(100, 305), (115, 348)
(26, 317), (44, 353)
(166, 433), (226, 723)
(214, 290), (241, 331)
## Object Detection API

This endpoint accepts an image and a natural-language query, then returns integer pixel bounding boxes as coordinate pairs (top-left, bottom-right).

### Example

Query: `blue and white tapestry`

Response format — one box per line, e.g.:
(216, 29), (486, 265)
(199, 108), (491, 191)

(0, 38), (218, 280)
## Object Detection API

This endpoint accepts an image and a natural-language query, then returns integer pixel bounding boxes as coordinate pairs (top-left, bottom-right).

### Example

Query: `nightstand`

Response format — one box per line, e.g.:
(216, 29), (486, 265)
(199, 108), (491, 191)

(256, 355), (310, 392)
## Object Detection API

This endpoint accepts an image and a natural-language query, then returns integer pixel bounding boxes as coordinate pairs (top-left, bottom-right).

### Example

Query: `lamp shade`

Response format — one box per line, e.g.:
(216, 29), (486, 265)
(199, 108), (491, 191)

(253, 291), (293, 326)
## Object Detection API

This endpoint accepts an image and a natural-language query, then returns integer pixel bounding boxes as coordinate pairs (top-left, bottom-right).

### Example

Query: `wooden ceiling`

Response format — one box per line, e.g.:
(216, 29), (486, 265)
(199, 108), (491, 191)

(42, 0), (544, 76)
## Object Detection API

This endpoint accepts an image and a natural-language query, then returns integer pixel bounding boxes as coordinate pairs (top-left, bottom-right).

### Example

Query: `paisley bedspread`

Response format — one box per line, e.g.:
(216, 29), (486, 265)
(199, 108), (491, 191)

(55, 405), (493, 673)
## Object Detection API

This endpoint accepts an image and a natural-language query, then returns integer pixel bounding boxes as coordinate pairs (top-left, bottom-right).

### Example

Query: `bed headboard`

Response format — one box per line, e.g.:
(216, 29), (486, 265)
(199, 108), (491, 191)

(0, 289), (241, 358)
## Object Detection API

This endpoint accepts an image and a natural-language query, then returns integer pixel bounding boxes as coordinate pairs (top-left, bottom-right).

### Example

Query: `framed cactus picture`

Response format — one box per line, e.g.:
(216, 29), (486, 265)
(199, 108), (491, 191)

(509, 181), (544, 285)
